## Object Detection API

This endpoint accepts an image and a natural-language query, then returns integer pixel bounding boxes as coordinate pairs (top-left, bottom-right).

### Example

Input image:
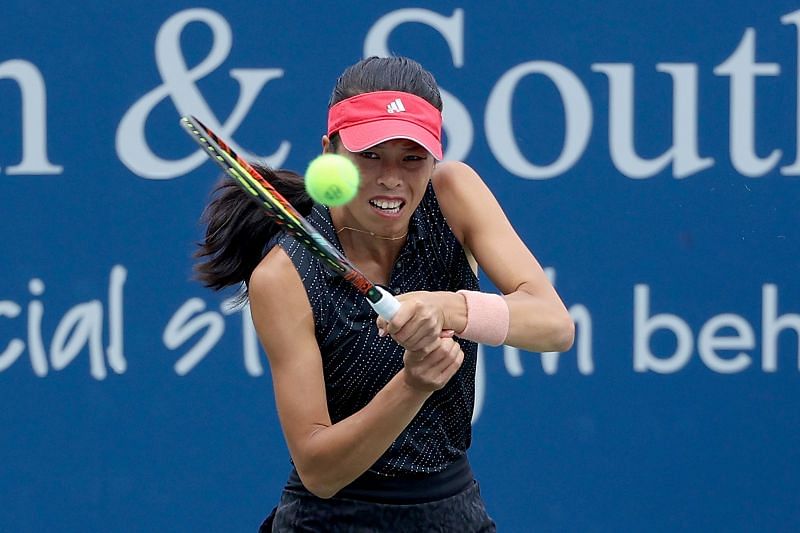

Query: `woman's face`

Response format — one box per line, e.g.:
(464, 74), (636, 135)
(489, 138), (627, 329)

(331, 138), (435, 236)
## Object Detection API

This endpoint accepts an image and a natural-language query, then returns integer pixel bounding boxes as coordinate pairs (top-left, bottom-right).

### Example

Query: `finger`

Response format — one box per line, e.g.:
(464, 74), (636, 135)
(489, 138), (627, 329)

(375, 316), (388, 337)
(406, 330), (454, 352)
(403, 345), (435, 365)
(397, 326), (439, 353)
(383, 301), (417, 336)
(404, 337), (450, 369)
(419, 345), (463, 389)
(435, 345), (465, 379)
(415, 337), (443, 358)
(422, 339), (455, 371)
(389, 306), (441, 347)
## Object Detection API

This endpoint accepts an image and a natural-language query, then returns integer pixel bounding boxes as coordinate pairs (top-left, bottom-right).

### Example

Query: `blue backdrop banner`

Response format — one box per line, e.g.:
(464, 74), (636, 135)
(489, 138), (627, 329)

(2, 1), (798, 531)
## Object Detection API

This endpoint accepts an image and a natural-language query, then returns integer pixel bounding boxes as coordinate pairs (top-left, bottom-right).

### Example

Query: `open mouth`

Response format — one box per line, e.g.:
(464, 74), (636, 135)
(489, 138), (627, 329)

(369, 199), (405, 215)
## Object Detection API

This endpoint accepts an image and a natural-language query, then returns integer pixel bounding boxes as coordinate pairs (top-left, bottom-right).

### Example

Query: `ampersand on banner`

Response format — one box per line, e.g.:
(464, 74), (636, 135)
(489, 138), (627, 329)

(116, 8), (290, 179)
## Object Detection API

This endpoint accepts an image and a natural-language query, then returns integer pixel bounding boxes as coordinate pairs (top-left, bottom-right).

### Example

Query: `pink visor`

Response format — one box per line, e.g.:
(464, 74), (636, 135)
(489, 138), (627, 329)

(327, 91), (443, 160)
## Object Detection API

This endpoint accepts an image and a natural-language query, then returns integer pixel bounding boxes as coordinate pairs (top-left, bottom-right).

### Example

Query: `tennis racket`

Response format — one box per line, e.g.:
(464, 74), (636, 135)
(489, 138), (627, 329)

(180, 115), (400, 320)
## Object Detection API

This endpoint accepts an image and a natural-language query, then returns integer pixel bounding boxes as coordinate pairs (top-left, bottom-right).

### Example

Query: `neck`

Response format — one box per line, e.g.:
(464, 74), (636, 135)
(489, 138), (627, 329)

(330, 210), (408, 276)
(336, 225), (408, 241)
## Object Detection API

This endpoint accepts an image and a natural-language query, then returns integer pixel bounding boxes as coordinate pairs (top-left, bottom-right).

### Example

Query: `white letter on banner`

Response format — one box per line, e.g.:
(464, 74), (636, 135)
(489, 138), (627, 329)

(591, 63), (713, 179)
(633, 285), (693, 373)
(762, 284), (800, 372)
(658, 64), (715, 178)
(116, 8), (288, 179)
(714, 29), (781, 177)
(486, 61), (592, 179)
(0, 301), (24, 372)
(50, 302), (107, 380)
(27, 279), (48, 377)
(0, 60), (63, 175)
(164, 298), (225, 375)
(106, 265), (127, 374)
(220, 297), (263, 377)
(472, 344), (485, 424)
(780, 9), (800, 175)
(697, 314), (754, 373)
(364, 8), (473, 161)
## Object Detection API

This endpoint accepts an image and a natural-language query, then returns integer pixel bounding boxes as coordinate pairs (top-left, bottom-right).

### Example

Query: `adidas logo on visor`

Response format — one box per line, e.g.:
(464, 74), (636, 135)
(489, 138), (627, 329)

(386, 98), (406, 113)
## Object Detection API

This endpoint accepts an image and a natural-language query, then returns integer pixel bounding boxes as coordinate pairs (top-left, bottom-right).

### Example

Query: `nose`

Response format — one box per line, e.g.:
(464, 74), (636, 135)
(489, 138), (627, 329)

(376, 162), (403, 189)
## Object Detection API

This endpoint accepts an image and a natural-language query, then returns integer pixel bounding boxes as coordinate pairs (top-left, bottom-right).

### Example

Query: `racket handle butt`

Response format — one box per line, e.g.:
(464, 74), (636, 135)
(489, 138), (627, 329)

(370, 286), (401, 320)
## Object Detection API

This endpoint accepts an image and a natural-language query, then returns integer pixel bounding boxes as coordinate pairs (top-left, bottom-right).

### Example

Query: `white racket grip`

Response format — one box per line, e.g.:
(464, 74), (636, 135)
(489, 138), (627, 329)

(369, 286), (401, 320)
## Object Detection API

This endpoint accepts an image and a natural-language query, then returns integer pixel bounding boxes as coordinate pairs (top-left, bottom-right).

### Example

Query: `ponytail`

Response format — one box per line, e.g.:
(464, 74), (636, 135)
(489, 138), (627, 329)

(194, 162), (311, 300)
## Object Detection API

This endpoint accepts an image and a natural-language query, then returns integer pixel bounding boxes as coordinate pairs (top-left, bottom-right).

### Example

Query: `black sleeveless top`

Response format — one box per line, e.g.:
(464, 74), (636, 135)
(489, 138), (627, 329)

(274, 181), (479, 497)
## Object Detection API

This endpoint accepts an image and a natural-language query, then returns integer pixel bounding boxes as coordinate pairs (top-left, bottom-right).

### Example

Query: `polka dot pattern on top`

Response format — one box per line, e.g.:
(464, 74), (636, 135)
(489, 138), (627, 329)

(276, 181), (479, 477)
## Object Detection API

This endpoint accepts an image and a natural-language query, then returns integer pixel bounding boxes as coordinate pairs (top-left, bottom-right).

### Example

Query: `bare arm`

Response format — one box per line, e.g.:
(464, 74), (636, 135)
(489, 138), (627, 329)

(431, 161), (574, 353)
(249, 246), (463, 498)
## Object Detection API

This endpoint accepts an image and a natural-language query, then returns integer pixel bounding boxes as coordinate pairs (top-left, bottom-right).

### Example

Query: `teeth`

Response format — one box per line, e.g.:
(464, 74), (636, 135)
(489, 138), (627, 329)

(370, 199), (403, 210)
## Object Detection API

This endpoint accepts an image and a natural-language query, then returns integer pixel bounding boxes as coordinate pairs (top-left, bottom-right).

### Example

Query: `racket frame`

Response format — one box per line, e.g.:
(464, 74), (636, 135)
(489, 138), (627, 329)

(181, 115), (400, 320)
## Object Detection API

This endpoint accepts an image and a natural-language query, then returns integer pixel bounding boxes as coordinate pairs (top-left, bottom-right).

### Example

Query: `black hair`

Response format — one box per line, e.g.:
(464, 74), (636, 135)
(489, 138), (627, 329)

(329, 56), (443, 110)
(195, 56), (442, 299)
(194, 163), (311, 300)
(328, 56), (443, 151)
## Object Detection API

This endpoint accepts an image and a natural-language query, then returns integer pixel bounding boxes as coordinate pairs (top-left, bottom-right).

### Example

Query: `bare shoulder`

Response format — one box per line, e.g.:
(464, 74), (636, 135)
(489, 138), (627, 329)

(248, 245), (316, 358)
(249, 244), (299, 296)
(431, 161), (484, 195)
(431, 161), (501, 243)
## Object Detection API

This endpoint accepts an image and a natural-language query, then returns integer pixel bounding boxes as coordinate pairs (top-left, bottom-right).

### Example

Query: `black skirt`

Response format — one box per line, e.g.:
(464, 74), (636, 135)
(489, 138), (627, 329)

(259, 480), (496, 533)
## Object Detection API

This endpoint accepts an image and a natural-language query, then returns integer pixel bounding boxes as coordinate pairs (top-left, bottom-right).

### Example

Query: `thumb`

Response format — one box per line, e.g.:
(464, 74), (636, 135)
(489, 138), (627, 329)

(376, 317), (388, 337)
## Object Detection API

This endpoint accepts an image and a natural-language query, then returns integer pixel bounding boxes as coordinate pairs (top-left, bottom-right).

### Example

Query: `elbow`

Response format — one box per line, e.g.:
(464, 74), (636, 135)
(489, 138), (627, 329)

(294, 453), (345, 500)
(303, 480), (338, 500)
(295, 466), (340, 499)
(290, 430), (352, 499)
(552, 313), (575, 352)
(512, 308), (575, 353)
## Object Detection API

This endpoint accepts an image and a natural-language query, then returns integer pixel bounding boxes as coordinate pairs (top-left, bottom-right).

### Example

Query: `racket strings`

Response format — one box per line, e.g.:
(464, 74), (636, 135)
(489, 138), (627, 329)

(182, 116), (358, 282)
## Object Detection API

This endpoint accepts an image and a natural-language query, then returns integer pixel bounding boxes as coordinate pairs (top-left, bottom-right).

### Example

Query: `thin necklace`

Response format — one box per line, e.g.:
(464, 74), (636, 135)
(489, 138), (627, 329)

(336, 225), (408, 241)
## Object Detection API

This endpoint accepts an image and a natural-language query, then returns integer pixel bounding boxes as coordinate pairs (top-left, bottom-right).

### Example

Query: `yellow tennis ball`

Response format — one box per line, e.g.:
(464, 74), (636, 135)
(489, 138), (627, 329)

(304, 154), (360, 207)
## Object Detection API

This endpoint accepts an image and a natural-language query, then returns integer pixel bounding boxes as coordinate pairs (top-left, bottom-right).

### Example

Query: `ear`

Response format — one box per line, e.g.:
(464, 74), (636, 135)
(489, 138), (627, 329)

(321, 135), (332, 154)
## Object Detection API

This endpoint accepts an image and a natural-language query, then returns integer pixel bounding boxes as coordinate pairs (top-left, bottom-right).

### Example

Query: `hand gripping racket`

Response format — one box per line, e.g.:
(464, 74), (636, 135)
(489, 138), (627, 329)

(180, 115), (401, 320)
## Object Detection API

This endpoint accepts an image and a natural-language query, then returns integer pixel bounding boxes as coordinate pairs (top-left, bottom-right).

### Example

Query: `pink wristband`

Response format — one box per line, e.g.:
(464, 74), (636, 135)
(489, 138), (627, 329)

(456, 290), (510, 346)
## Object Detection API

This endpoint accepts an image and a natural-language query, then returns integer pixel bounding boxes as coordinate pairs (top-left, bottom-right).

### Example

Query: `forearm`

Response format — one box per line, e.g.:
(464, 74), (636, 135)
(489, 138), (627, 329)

(293, 369), (431, 498)
(503, 289), (574, 352)
(444, 286), (574, 352)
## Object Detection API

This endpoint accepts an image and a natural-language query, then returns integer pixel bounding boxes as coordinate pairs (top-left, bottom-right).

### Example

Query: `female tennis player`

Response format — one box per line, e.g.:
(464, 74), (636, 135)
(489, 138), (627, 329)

(196, 56), (574, 532)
